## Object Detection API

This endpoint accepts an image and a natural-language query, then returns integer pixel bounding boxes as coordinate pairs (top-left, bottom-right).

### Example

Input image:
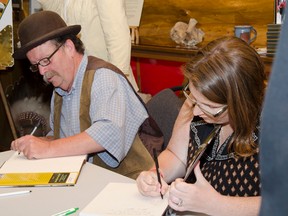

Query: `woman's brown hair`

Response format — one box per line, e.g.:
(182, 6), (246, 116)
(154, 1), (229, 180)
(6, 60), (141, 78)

(183, 36), (265, 157)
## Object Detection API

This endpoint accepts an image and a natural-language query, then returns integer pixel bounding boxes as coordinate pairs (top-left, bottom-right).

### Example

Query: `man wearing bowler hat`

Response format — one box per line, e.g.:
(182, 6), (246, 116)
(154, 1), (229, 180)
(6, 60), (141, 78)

(11, 11), (154, 179)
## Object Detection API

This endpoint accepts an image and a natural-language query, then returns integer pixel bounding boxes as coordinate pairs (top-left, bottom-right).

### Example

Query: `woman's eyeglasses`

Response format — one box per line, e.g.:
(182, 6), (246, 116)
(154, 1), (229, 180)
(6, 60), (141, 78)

(183, 84), (227, 118)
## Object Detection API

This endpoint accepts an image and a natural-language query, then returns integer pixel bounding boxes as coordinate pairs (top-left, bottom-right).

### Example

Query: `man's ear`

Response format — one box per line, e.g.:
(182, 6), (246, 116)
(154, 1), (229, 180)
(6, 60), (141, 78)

(63, 39), (76, 55)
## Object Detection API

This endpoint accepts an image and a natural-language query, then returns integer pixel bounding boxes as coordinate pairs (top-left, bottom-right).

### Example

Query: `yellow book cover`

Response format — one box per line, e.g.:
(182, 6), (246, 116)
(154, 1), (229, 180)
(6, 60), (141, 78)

(0, 152), (86, 187)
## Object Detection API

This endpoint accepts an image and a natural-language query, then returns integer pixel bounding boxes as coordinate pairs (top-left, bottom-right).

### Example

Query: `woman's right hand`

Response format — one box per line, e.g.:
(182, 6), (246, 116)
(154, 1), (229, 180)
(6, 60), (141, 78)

(136, 170), (169, 197)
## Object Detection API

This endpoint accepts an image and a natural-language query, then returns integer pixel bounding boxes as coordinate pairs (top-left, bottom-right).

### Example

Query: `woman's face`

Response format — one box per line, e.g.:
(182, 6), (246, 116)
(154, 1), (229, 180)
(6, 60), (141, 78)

(185, 83), (229, 125)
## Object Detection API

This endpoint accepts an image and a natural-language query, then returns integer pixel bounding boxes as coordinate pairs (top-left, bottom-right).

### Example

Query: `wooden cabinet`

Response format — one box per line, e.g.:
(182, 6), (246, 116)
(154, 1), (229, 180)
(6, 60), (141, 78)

(131, 45), (273, 95)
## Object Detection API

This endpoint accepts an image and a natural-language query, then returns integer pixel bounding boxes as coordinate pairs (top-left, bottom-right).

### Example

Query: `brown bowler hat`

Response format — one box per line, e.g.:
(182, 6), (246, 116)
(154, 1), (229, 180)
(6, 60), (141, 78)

(13, 11), (81, 59)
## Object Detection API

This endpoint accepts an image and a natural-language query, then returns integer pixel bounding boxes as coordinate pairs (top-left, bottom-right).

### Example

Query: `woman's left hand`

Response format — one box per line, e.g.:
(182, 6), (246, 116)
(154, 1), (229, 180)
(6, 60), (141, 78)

(168, 162), (221, 214)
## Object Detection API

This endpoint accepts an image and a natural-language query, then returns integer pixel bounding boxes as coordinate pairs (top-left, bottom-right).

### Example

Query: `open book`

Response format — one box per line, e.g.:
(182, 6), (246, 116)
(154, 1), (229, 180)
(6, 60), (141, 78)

(80, 182), (168, 216)
(0, 151), (86, 187)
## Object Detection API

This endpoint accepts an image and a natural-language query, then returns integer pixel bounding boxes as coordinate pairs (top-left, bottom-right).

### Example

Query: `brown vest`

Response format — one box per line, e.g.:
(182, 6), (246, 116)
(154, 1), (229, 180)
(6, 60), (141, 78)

(53, 56), (155, 179)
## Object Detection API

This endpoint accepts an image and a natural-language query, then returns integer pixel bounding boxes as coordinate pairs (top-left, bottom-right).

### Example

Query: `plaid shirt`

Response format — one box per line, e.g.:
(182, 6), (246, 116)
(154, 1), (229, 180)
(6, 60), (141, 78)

(48, 55), (148, 167)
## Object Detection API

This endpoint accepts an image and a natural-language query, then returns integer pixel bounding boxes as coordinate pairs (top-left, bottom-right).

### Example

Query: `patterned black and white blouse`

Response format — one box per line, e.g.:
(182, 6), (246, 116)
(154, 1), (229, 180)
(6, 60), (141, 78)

(186, 120), (261, 197)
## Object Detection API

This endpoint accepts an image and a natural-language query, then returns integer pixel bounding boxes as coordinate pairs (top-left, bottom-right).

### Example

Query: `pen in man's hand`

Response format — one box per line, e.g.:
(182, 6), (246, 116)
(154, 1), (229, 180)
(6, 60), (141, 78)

(153, 148), (163, 199)
(18, 120), (41, 155)
(30, 120), (41, 136)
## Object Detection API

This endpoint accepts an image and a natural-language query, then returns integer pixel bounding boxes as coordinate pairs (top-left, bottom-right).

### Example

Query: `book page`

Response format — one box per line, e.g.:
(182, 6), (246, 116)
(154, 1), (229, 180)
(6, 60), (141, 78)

(80, 182), (168, 216)
(125, 0), (144, 27)
(0, 151), (86, 173)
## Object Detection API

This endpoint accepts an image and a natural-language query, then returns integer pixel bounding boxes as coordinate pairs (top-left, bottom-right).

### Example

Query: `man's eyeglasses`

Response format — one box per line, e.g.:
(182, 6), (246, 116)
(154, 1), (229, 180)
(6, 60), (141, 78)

(29, 43), (64, 72)
(183, 84), (227, 118)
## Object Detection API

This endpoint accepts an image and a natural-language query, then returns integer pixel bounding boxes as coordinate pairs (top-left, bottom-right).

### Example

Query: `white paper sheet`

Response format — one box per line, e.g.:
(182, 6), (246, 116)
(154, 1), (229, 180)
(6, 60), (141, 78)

(80, 182), (168, 216)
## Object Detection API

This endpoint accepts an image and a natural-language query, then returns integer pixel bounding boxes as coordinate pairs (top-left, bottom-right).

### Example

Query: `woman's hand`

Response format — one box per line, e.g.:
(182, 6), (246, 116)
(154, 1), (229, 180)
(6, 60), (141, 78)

(136, 170), (169, 197)
(168, 163), (221, 214)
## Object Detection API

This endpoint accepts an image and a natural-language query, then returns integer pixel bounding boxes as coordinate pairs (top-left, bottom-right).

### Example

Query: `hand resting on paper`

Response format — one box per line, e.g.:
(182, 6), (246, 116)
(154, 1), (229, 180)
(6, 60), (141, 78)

(136, 169), (169, 197)
(11, 132), (102, 160)
(11, 135), (53, 159)
(137, 162), (221, 214)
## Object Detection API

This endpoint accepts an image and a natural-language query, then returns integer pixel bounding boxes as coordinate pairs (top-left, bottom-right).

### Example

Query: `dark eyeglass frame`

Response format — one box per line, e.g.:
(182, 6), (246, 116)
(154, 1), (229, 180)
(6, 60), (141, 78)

(29, 43), (64, 72)
(183, 84), (227, 118)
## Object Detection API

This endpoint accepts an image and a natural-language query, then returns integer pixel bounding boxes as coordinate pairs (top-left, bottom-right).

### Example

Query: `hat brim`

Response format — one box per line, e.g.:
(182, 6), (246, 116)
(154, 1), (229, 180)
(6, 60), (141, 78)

(13, 25), (81, 59)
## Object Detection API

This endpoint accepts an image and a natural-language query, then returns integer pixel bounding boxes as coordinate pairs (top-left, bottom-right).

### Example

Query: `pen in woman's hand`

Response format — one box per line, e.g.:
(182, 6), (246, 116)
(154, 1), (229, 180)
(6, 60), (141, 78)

(153, 148), (163, 199)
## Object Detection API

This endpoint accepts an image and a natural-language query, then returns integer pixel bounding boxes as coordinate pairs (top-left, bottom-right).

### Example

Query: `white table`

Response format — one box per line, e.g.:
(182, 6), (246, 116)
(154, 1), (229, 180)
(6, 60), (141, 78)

(0, 150), (134, 216)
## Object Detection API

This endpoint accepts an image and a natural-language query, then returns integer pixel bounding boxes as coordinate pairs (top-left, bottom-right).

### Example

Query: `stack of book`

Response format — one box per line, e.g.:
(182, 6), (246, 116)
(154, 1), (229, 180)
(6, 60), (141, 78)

(267, 24), (282, 57)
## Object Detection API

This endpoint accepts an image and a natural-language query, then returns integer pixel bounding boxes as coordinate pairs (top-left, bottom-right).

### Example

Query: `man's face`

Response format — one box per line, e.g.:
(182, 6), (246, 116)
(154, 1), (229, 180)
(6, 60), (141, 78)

(26, 40), (74, 91)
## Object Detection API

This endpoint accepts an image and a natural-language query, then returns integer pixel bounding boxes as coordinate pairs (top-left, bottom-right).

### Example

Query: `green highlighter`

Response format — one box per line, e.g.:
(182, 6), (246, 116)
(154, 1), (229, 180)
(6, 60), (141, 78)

(52, 207), (79, 216)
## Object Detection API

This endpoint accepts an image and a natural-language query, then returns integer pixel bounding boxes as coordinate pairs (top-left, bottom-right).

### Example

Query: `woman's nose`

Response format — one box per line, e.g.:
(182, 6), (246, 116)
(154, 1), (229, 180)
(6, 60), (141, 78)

(192, 104), (203, 117)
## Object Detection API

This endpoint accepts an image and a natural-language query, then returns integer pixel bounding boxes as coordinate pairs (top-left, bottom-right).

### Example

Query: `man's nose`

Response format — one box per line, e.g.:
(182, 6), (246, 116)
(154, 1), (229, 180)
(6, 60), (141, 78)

(38, 65), (48, 76)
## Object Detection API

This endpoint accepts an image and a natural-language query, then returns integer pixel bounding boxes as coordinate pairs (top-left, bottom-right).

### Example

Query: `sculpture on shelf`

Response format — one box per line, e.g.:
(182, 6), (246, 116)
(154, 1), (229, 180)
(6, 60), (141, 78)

(170, 18), (205, 48)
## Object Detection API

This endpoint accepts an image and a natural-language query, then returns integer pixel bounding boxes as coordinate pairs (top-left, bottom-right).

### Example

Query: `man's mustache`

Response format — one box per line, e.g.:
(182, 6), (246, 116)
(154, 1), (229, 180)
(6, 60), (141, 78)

(43, 71), (56, 84)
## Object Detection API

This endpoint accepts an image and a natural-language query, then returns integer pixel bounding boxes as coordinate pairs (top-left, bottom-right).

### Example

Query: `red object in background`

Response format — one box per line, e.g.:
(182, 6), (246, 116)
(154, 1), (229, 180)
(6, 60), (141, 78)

(131, 58), (185, 96)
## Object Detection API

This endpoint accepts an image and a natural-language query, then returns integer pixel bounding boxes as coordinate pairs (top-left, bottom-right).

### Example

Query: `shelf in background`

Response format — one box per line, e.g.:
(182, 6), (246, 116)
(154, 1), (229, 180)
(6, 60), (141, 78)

(131, 44), (274, 79)
(132, 44), (198, 62)
(132, 44), (273, 64)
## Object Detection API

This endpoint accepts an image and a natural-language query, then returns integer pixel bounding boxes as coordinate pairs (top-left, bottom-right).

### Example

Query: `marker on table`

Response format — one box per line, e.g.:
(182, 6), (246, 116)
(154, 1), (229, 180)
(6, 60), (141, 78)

(0, 190), (31, 197)
(153, 148), (163, 199)
(52, 207), (79, 216)
(18, 120), (41, 155)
